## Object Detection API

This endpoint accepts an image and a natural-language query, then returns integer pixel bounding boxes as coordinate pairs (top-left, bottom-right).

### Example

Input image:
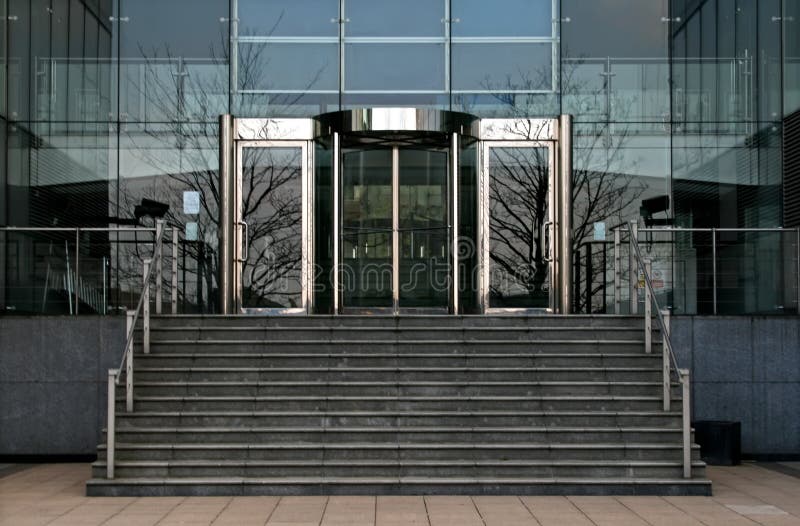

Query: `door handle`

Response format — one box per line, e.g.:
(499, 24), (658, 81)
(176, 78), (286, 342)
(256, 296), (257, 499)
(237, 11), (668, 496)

(542, 221), (553, 262)
(236, 221), (248, 263)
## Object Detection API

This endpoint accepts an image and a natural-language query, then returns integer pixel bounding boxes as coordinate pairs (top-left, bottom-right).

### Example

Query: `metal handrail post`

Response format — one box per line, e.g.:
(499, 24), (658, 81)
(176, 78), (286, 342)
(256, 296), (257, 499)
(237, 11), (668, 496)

(155, 223), (163, 314)
(681, 368), (691, 478)
(712, 228), (717, 315)
(75, 229), (80, 314)
(644, 259), (652, 354)
(662, 308), (671, 411)
(172, 228), (178, 314)
(143, 259), (151, 354)
(106, 369), (116, 479)
(614, 229), (621, 314)
(629, 221), (638, 314)
(125, 310), (134, 412)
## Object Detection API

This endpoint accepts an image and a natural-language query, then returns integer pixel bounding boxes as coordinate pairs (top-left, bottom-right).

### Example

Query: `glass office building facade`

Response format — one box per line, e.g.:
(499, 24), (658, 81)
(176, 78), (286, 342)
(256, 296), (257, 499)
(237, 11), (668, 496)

(0, 0), (798, 315)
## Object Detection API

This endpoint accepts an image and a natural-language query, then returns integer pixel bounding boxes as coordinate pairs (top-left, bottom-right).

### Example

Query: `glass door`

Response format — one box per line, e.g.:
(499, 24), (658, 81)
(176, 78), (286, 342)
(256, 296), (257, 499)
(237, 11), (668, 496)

(482, 142), (555, 312)
(398, 148), (450, 311)
(340, 148), (394, 312)
(339, 145), (452, 313)
(235, 142), (309, 313)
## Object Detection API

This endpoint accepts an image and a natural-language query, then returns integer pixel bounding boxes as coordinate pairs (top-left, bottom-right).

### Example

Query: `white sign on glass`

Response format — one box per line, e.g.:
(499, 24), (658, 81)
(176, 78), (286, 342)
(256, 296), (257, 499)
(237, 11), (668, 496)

(183, 191), (200, 215)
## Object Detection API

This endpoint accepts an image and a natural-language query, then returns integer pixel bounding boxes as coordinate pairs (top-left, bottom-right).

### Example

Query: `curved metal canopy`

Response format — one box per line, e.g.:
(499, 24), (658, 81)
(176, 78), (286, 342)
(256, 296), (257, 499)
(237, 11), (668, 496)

(313, 108), (481, 139)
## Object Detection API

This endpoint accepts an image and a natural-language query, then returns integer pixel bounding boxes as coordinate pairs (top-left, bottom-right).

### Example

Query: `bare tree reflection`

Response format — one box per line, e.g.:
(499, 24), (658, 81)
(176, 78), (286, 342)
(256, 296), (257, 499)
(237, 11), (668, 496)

(459, 59), (647, 311)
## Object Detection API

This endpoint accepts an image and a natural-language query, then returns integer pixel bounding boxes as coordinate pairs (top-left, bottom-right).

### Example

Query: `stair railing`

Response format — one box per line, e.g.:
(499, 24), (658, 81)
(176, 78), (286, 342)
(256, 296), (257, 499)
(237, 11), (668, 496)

(106, 219), (166, 479)
(624, 225), (691, 479)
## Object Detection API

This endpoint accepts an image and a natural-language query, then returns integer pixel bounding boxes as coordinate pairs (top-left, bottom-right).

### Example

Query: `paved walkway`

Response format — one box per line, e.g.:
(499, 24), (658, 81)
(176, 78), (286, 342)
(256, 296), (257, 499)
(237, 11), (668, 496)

(1, 464), (800, 525)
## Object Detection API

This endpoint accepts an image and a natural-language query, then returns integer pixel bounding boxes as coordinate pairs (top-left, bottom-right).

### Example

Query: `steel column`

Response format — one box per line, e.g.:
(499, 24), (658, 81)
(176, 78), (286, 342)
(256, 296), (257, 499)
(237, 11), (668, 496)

(681, 369), (692, 478)
(142, 259), (151, 355)
(155, 221), (164, 314)
(125, 310), (134, 413)
(557, 114), (573, 314)
(662, 308), (671, 412)
(629, 221), (638, 314)
(106, 369), (116, 479)
(218, 114), (235, 314)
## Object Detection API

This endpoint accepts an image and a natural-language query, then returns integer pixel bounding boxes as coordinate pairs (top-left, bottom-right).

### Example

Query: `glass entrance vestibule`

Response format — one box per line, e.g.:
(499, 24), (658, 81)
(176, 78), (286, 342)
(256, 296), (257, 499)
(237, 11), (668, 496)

(219, 109), (573, 315)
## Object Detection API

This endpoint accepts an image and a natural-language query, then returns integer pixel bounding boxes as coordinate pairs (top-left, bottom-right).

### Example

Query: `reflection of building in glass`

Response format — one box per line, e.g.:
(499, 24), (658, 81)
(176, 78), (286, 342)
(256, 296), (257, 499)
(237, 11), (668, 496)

(0, 0), (798, 316)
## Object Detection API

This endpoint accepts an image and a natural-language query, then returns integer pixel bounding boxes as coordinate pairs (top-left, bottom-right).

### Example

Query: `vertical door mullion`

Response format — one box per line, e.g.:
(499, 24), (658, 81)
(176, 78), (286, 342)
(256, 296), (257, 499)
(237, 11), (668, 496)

(301, 142), (310, 313)
(392, 146), (400, 314)
(451, 133), (459, 314)
(333, 133), (340, 314)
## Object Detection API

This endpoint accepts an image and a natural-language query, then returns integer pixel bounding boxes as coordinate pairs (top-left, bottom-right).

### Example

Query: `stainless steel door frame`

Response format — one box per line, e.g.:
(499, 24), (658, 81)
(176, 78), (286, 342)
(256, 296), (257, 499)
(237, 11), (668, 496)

(480, 141), (557, 313)
(234, 140), (311, 314)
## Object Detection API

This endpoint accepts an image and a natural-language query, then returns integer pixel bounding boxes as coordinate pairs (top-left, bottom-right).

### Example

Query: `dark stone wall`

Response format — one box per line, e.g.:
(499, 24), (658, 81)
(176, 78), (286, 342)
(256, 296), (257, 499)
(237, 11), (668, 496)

(672, 316), (800, 457)
(0, 315), (797, 457)
(0, 316), (124, 456)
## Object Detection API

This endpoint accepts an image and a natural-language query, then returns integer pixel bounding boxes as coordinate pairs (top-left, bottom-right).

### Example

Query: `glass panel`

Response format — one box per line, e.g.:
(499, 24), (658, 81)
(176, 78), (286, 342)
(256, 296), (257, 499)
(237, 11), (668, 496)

(488, 146), (550, 309)
(452, 43), (552, 92)
(237, 0), (339, 37)
(345, 0), (445, 37)
(240, 147), (304, 310)
(785, 0), (800, 115)
(118, 122), (219, 313)
(398, 149), (449, 309)
(238, 43), (339, 92)
(119, 0), (229, 122)
(8, 0), (31, 121)
(345, 44), (445, 92)
(313, 137), (334, 313)
(341, 148), (393, 309)
(452, 0), (552, 37)
(458, 137), (480, 313)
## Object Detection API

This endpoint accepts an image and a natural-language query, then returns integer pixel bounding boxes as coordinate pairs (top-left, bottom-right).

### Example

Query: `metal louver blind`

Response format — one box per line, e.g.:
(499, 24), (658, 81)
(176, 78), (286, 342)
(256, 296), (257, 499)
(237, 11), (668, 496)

(784, 109), (800, 227)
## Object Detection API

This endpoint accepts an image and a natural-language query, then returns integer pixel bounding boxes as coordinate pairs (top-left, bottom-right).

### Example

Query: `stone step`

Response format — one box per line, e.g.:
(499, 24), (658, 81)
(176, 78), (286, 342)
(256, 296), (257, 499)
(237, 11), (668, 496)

(133, 367), (666, 384)
(142, 340), (655, 354)
(140, 326), (656, 342)
(85, 476), (712, 497)
(109, 426), (688, 444)
(131, 353), (663, 370)
(148, 315), (648, 330)
(91, 459), (706, 480)
(130, 381), (678, 397)
(118, 394), (678, 412)
(96, 442), (703, 462)
(113, 411), (681, 428)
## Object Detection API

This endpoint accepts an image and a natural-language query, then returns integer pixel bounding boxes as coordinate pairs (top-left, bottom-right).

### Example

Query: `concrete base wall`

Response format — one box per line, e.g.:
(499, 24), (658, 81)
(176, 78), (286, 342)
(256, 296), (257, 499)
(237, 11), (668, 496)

(672, 316), (800, 457)
(0, 316), (124, 456)
(0, 315), (797, 457)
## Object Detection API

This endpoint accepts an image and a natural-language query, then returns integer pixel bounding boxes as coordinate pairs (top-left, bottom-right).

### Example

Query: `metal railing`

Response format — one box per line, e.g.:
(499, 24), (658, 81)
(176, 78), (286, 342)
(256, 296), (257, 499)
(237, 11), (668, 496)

(0, 225), (179, 315)
(620, 223), (692, 479)
(593, 226), (800, 315)
(105, 220), (167, 479)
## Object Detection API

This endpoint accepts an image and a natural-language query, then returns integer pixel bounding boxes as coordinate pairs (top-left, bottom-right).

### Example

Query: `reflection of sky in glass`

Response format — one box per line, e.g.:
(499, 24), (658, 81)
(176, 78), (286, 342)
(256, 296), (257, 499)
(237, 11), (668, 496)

(562, 0), (667, 58)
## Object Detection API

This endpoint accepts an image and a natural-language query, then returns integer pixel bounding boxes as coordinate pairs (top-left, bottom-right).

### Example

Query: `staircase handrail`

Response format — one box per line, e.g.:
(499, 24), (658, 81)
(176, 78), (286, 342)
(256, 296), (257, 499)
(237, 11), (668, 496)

(106, 219), (166, 479)
(624, 225), (692, 479)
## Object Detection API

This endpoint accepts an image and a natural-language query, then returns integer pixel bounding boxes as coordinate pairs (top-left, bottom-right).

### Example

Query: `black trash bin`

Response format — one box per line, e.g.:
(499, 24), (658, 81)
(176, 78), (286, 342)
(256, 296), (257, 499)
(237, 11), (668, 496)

(693, 420), (741, 465)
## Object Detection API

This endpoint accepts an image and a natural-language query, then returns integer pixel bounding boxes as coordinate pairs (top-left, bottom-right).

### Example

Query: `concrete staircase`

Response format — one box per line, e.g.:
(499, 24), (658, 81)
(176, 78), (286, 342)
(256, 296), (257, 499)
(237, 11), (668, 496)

(86, 315), (711, 496)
